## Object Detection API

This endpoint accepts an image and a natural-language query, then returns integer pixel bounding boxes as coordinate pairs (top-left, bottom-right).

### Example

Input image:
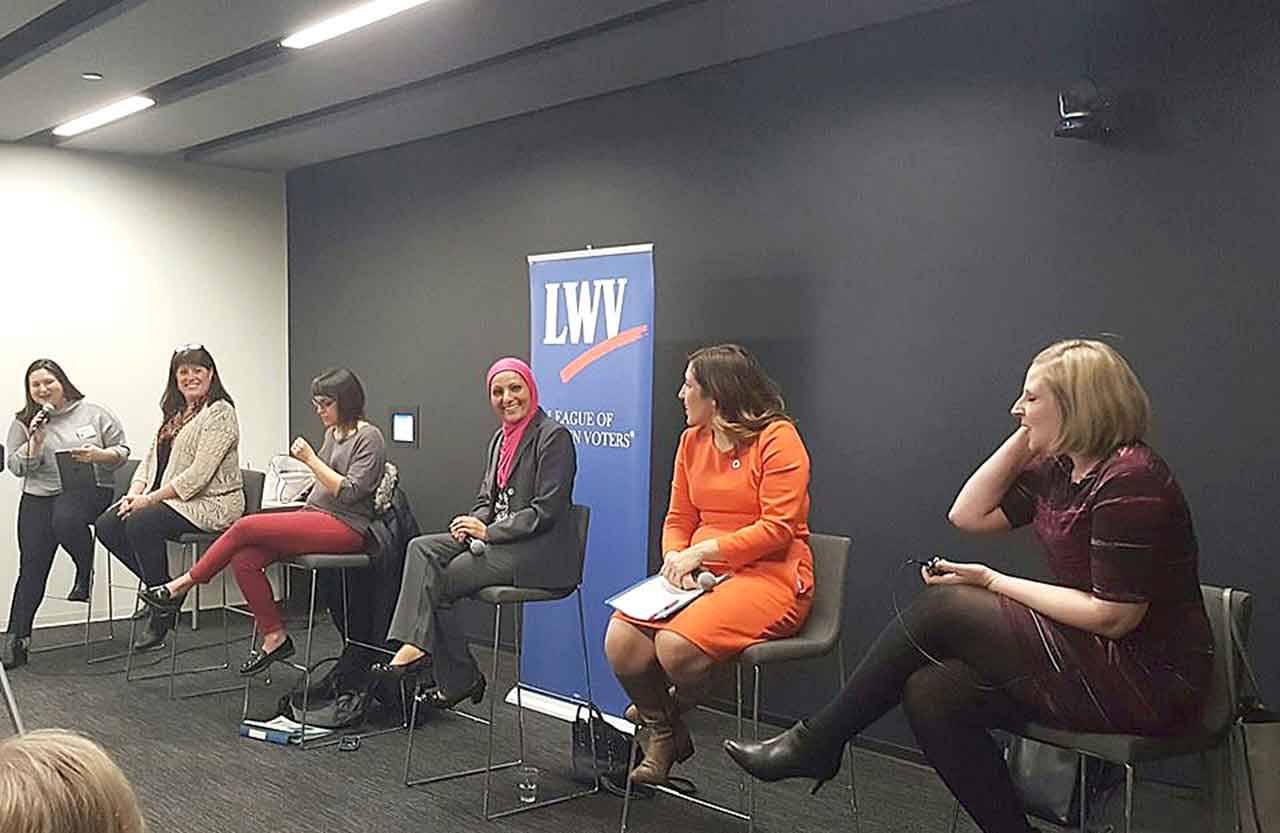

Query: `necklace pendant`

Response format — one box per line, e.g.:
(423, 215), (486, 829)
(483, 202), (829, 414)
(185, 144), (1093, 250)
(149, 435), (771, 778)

(731, 459), (741, 470)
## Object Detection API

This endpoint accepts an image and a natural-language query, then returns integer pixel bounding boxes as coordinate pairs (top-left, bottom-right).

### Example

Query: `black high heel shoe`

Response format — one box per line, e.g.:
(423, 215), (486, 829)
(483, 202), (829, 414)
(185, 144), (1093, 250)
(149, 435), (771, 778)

(137, 585), (186, 614)
(427, 673), (486, 710)
(723, 721), (845, 794)
(370, 653), (433, 684)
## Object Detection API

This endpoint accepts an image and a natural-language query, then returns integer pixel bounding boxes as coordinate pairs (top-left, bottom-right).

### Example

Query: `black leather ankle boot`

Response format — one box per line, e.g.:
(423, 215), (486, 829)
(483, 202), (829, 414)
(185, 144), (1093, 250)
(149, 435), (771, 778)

(723, 721), (844, 794)
(133, 611), (175, 652)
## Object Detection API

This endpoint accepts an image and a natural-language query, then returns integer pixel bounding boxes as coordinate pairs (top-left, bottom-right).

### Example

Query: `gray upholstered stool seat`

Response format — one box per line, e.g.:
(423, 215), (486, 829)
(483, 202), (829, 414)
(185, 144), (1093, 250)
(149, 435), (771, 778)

(473, 585), (574, 605)
(287, 553), (372, 571)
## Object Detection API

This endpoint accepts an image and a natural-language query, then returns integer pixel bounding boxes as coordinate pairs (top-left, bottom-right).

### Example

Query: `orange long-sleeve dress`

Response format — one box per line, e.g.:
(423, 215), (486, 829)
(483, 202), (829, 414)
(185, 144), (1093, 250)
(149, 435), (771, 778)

(613, 419), (814, 661)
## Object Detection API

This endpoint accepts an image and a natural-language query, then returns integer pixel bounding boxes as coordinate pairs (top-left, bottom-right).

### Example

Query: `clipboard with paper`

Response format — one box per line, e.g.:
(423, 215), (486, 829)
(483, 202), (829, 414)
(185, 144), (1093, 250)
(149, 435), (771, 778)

(605, 573), (729, 621)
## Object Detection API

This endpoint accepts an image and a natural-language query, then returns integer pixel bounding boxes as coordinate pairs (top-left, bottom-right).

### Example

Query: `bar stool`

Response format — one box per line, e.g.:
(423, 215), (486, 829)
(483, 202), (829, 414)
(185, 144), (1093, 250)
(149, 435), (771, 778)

(620, 533), (856, 833)
(402, 505), (599, 819)
(240, 552), (387, 747)
(125, 469), (265, 698)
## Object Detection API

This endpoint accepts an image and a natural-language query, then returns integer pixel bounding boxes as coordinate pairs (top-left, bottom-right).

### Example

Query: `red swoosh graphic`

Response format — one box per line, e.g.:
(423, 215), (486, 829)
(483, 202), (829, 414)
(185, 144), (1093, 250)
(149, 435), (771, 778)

(559, 324), (650, 383)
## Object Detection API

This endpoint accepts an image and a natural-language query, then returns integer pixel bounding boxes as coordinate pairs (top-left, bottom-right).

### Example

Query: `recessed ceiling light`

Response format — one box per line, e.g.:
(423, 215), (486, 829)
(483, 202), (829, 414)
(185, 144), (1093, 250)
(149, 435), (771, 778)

(281, 0), (432, 49)
(53, 96), (155, 137)
(81, 72), (104, 81)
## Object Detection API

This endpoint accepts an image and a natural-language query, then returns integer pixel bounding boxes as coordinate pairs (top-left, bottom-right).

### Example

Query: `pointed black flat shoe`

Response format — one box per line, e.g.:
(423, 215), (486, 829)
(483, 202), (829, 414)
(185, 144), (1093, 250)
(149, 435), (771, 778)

(370, 652), (432, 683)
(427, 672), (486, 710)
(238, 636), (295, 676)
(724, 721), (844, 794)
(137, 585), (185, 613)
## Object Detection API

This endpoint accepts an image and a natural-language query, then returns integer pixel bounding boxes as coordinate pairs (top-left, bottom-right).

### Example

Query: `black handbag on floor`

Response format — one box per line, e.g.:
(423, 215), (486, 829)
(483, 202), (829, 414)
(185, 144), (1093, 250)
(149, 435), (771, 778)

(571, 703), (633, 785)
(1006, 735), (1117, 827)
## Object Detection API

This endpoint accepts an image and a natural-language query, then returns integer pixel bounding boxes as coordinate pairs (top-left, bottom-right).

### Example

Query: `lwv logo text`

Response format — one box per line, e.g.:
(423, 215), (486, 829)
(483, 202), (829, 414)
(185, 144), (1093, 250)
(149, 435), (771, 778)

(543, 278), (628, 345)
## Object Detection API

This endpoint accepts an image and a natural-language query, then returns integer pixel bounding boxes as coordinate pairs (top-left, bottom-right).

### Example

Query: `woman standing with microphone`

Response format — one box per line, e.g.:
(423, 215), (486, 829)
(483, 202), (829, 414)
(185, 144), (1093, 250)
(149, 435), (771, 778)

(3, 360), (129, 670)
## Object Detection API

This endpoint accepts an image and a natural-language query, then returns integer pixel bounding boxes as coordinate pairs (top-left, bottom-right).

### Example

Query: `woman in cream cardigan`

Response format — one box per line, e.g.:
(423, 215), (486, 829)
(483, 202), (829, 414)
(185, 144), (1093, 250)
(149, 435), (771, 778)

(95, 345), (243, 651)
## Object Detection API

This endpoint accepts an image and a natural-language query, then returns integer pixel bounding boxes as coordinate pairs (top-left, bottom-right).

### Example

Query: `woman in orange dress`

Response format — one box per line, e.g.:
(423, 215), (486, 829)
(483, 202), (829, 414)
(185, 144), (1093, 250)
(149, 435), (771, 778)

(604, 344), (814, 784)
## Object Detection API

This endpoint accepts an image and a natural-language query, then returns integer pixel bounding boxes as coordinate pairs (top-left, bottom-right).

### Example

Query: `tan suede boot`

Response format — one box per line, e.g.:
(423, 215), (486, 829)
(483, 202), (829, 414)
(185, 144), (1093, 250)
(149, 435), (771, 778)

(629, 703), (694, 785)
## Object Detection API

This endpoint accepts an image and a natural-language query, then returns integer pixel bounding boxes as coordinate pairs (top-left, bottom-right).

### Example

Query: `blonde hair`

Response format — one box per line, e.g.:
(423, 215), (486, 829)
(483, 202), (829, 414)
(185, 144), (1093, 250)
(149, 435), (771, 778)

(1030, 339), (1151, 460)
(0, 729), (145, 833)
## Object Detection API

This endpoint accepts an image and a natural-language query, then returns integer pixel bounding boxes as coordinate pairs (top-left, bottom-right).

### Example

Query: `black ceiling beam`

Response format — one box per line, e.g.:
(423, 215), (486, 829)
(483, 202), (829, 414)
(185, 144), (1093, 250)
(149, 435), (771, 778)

(0, 0), (141, 80)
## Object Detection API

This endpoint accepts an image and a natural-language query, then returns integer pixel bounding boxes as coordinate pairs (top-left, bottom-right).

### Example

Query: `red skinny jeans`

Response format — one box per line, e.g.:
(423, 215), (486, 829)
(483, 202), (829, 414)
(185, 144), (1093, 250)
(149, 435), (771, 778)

(188, 510), (364, 635)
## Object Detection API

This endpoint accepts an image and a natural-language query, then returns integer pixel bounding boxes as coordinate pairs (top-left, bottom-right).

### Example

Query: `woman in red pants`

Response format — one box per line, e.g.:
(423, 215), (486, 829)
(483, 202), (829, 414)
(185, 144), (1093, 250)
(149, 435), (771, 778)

(137, 368), (386, 675)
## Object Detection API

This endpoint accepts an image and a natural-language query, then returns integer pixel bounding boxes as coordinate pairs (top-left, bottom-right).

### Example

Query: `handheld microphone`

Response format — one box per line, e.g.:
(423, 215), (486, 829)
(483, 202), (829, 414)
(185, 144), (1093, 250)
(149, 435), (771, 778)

(30, 402), (54, 431)
(468, 537), (488, 556)
(696, 571), (727, 591)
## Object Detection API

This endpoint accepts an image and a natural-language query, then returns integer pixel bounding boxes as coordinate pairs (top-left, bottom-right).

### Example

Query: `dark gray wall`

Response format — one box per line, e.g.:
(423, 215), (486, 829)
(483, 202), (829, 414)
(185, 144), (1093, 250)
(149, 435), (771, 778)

(286, 0), (1280, 753)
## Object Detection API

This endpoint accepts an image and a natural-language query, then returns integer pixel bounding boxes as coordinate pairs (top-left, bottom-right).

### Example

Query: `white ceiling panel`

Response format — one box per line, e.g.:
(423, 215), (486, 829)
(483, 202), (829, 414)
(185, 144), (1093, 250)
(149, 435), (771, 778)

(65, 0), (671, 155)
(0, 0), (355, 140)
(0, 1), (64, 40)
(4, 0), (961, 170)
(202, 0), (968, 171)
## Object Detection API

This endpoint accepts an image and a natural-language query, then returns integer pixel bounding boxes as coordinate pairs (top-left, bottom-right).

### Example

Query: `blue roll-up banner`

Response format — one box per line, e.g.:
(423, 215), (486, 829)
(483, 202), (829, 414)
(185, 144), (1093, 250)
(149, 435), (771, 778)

(521, 243), (654, 722)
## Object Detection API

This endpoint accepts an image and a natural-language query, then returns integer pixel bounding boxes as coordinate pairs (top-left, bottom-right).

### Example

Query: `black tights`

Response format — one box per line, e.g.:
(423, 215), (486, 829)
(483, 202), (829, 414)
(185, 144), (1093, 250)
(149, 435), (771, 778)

(806, 585), (1037, 833)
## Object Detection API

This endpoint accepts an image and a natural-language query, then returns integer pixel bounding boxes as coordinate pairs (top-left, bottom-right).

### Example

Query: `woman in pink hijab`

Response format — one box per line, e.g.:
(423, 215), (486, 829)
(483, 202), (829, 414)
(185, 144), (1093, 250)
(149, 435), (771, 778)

(375, 357), (578, 709)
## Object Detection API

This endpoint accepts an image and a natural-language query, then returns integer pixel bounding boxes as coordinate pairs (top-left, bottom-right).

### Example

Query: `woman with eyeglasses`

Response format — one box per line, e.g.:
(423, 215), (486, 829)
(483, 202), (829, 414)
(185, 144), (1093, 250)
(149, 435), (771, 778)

(136, 368), (386, 675)
(2, 359), (129, 670)
(95, 345), (244, 652)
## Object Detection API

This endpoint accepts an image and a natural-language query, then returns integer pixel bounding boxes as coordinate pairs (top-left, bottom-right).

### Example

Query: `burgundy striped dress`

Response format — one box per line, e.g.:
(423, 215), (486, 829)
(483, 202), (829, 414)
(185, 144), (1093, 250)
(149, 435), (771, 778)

(997, 444), (1213, 735)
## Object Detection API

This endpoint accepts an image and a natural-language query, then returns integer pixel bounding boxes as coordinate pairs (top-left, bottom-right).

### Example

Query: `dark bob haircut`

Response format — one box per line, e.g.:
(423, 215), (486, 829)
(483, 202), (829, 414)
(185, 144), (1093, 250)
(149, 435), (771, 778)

(311, 368), (366, 427)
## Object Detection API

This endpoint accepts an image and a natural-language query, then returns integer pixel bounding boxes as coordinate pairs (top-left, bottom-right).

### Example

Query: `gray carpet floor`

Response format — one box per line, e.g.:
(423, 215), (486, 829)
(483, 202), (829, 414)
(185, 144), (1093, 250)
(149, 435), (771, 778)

(4, 610), (1207, 833)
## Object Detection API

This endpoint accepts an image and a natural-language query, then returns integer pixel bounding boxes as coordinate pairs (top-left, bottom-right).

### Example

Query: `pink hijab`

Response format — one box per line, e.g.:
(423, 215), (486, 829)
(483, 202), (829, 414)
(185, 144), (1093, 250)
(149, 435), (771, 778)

(486, 357), (540, 488)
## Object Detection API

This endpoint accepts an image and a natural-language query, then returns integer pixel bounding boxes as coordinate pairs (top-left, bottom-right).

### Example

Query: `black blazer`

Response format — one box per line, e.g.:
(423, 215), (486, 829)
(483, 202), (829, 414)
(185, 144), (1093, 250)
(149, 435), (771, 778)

(470, 408), (579, 588)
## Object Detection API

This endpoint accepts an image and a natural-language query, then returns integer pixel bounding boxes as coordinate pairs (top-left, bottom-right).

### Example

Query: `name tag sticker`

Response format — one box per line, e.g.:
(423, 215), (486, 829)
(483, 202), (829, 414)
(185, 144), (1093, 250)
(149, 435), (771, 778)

(75, 426), (98, 440)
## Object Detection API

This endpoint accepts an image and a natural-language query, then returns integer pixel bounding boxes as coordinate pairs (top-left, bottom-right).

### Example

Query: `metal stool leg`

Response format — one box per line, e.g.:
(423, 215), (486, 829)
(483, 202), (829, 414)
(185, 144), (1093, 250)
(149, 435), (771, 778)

(296, 569), (319, 746)
(1079, 753), (1088, 833)
(1123, 763), (1134, 833)
(837, 641), (860, 833)
(748, 664), (761, 833)
(481, 602), (507, 817)
(0, 662), (24, 734)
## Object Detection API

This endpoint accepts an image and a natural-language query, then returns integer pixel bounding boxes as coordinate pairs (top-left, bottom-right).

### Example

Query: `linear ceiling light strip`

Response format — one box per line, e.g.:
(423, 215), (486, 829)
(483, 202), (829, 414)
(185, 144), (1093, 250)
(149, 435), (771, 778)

(281, 0), (433, 49)
(52, 95), (154, 136)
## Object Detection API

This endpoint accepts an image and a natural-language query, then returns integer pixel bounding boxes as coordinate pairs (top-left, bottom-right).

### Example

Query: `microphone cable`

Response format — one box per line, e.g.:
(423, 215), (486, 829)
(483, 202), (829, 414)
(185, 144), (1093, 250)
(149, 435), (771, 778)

(890, 558), (1059, 695)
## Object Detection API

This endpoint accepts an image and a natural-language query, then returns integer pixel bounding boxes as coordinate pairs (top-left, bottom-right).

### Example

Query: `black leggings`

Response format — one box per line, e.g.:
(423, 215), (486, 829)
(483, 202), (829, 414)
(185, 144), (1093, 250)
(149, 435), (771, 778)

(806, 584), (1037, 833)
(7, 489), (112, 638)
(94, 502), (200, 587)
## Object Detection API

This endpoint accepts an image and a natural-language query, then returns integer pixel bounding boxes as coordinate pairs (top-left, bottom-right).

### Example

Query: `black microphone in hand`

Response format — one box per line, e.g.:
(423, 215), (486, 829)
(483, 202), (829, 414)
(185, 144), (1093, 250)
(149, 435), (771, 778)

(29, 402), (54, 432)
(912, 557), (948, 577)
(467, 537), (488, 556)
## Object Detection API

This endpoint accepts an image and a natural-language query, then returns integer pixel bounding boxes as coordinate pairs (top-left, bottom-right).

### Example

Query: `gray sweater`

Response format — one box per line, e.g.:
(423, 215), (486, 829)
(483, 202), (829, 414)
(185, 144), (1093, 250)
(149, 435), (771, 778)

(305, 422), (386, 538)
(5, 399), (129, 496)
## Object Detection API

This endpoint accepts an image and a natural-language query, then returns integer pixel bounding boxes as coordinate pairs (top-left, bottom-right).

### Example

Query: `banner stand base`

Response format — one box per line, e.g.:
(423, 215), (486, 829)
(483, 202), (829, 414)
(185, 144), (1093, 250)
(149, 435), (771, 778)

(503, 685), (635, 735)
